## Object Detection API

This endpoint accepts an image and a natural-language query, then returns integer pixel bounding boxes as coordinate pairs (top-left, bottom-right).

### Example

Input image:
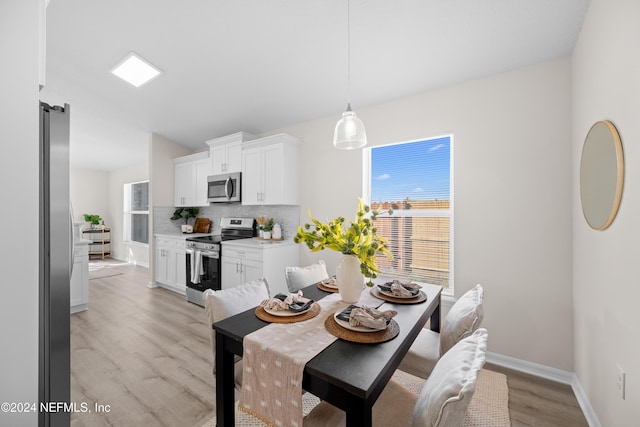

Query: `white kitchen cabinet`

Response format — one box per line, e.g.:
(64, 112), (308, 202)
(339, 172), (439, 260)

(155, 235), (187, 295)
(206, 132), (257, 174)
(70, 241), (89, 314)
(241, 134), (301, 206)
(174, 151), (210, 207)
(221, 239), (299, 296)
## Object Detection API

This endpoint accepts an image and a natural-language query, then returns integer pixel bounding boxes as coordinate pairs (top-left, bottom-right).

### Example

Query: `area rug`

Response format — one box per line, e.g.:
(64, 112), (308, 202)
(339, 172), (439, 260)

(88, 261), (126, 280)
(199, 393), (320, 427)
(199, 369), (510, 426)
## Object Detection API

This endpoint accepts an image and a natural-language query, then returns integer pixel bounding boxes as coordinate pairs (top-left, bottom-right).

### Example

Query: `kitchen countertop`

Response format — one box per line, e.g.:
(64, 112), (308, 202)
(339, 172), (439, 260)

(222, 238), (296, 249)
(154, 232), (216, 239)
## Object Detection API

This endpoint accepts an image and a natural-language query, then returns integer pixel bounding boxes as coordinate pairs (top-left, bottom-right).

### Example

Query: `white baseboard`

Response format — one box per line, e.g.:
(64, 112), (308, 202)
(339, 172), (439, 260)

(571, 375), (602, 427)
(486, 351), (574, 384)
(487, 352), (601, 427)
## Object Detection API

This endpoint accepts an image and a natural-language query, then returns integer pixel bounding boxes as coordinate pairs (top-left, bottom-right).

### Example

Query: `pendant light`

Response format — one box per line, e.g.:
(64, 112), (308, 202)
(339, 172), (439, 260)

(333, 0), (367, 149)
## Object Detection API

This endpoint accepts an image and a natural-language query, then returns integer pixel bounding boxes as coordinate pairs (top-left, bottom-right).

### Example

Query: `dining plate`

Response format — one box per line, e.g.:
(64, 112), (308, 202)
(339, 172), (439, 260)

(333, 309), (386, 333)
(377, 288), (419, 299)
(320, 278), (338, 289)
(264, 305), (311, 317)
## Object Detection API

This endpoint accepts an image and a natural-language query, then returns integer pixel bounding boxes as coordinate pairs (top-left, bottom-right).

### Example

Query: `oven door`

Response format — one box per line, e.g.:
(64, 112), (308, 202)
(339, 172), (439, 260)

(186, 249), (221, 306)
(207, 172), (241, 203)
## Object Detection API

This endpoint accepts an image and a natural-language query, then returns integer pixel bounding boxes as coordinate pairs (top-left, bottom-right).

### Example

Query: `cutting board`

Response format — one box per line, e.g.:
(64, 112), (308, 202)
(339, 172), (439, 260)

(193, 218), (212, 233)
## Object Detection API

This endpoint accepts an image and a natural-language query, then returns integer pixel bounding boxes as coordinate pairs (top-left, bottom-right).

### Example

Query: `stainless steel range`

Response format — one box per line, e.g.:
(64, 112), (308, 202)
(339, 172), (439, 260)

(185, 217), (255, 306)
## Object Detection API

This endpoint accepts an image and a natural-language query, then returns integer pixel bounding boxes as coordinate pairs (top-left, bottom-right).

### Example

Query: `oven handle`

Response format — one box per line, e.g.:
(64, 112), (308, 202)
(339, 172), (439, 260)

(201, 250), (220, 259)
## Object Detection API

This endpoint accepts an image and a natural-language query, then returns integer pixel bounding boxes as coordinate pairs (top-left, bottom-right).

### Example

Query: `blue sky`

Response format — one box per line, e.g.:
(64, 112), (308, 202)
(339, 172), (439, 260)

(370, 136), (451, 202)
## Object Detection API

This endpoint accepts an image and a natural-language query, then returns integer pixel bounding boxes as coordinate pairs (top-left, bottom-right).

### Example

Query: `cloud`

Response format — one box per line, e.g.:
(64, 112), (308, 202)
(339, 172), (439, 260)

(414, 187), (424, 192)
(429, 143), (444, 152)
(377, 173), (390, 180)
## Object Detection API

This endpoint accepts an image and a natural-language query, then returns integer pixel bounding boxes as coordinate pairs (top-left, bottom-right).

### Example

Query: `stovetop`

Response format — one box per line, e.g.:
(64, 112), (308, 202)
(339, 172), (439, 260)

(185, 234), (222, 244)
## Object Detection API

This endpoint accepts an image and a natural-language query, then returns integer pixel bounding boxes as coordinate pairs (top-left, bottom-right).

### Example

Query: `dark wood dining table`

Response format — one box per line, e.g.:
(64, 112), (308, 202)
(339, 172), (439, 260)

(213, 279), (442, 427)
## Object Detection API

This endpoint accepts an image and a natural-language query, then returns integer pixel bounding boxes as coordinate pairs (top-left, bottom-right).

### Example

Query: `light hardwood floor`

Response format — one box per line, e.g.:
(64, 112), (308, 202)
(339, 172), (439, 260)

(71, 261), (588, 427)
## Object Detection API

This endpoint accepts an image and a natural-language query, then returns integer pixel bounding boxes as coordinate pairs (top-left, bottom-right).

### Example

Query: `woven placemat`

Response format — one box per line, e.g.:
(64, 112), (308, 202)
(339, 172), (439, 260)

(317, 282), (339, 293)
(370, 287), (428, 304)
(254, 302), (321, 323)
(324, 313), (399, 343)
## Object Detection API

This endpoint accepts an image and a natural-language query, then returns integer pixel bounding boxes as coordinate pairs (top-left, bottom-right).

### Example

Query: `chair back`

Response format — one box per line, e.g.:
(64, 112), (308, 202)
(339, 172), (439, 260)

(413, 328), (488, 427)
(203, 278), (270, 374)
(440, 284), (484, 354)
(284, 260), (329, 292)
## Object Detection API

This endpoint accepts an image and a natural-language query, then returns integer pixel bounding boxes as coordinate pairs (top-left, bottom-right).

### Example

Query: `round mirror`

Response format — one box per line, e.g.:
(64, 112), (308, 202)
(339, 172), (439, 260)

(580, 120), (624, 230)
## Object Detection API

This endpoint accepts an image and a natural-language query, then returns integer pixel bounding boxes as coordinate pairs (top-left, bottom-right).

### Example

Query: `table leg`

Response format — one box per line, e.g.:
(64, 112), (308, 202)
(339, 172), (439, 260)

(345, 401), (372, 427)
(430, 294), (441, 332)
(215, 333), (235, 426)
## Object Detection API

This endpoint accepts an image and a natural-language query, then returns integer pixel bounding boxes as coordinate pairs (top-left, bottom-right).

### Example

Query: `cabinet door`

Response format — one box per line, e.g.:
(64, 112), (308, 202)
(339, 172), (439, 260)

(155, 247), (169, 284)
(262, 143), (285, 205)
(221, 257), (243, 289)
(174, 248), (187, 290)
(242, 147), (263, 205)
(174, 162), (194, 206)
(242, 258), (263, 284)
(166, 249), (178, 285)
(194, 158), (211, 206)
(210, 144), (226, 175)
(226, 141), (243, 173)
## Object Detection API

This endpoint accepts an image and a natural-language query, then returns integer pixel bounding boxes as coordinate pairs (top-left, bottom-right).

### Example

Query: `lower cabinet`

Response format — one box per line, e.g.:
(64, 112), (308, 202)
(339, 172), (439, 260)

(70, 242), (89, 313)
(221, 241), (299, 296)
(155, 236), (187, 295)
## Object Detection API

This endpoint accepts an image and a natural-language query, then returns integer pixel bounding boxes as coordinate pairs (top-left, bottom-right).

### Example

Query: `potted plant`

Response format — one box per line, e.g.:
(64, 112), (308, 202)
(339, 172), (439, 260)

(294, 198), (393, 302)
(83, 214), (102, 229)
(255, 216), (273, 238)
(171, 207), (199, 233)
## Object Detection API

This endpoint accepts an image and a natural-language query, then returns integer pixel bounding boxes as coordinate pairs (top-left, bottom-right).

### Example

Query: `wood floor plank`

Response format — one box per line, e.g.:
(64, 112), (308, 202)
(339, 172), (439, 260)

(72, 261), (589, 427)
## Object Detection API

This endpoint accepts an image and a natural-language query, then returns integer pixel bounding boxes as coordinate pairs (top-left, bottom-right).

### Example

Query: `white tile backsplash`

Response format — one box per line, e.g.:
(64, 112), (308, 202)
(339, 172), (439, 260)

(153, 205), (300, 238)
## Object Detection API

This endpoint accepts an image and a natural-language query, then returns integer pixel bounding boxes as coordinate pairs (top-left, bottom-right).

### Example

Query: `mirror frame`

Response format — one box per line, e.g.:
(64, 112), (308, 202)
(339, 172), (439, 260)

(580, 120), (624, 230)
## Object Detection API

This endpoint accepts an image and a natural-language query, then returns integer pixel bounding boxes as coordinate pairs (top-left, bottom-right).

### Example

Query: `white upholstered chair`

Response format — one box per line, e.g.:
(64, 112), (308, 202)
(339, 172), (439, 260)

(284, 260), (330, 292)
(303, 328), (489, 427)
(203, 278), (270, 392)
(398, 283), (484, 379)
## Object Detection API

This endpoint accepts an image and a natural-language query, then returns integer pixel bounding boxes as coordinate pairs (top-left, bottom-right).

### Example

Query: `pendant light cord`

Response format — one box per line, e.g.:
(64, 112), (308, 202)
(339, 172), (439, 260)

(347, 0), (352, 109)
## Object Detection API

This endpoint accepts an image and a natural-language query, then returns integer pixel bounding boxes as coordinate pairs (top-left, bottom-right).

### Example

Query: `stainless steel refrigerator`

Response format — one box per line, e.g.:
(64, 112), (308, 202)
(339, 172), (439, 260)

(39, 101), (71, 427)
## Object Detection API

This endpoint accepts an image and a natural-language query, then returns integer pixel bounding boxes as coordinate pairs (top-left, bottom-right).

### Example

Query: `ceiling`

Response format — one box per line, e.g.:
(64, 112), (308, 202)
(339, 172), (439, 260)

(41, 0), (591, 171)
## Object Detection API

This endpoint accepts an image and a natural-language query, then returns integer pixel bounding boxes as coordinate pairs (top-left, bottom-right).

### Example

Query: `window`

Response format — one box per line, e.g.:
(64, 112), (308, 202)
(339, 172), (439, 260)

(123, 181), (149, 245)
(364, 135), (453, 291)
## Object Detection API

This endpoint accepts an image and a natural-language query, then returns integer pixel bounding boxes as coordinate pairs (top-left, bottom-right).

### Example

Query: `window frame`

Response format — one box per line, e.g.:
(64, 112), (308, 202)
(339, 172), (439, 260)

(123, 180), (149, 246)
(362, 135), (454, 295)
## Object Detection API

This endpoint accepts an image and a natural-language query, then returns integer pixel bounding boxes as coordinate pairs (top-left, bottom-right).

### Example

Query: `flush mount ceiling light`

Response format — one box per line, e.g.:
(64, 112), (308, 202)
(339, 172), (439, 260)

(333, 0), (367, 150)
(110, 52), (162, 88)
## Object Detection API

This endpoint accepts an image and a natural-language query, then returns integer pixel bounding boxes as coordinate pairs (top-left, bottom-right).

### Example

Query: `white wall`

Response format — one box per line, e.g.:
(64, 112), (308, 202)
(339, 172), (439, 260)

(0, 0), (40, 425)
(148, 132), (192, 282)
(70, 168), (110, 224)
(108, 162), (149, 265)
(275, 58), (574, 371)
(572, 0), (640, 424)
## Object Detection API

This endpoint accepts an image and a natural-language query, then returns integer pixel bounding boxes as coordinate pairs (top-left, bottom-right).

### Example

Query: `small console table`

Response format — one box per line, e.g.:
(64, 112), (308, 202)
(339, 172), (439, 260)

(81, 228), (111, 259)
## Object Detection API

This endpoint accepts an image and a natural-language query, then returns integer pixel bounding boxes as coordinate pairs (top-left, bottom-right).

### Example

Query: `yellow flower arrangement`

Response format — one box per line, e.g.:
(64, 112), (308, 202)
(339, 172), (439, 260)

(294, 198), (394, 285)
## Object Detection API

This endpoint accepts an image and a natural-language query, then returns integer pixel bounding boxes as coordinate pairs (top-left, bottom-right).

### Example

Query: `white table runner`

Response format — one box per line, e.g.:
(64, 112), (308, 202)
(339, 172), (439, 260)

(238, 292), (345, 427)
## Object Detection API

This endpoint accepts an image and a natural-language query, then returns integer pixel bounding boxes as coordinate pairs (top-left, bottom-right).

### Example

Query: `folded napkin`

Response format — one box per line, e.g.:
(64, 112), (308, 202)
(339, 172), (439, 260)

(336, 305), (397, 330)
(378, 280), (422, 297)
(261, 291), (314, 313)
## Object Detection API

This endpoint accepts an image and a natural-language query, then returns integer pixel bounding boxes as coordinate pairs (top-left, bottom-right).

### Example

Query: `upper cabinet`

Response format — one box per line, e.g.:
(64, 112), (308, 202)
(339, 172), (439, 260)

(173, 151), (211, 207)
(242, 134), (301, 206)
(206, 132), (257, 174)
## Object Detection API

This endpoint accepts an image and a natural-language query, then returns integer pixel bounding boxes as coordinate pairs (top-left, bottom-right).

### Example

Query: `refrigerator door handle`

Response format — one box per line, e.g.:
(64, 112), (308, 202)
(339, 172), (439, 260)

(69, 202), (76, 275)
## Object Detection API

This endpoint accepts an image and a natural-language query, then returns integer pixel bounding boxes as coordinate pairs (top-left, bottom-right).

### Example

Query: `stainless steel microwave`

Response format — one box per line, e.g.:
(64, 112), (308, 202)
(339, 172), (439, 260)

(207, 172), (241, 203)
